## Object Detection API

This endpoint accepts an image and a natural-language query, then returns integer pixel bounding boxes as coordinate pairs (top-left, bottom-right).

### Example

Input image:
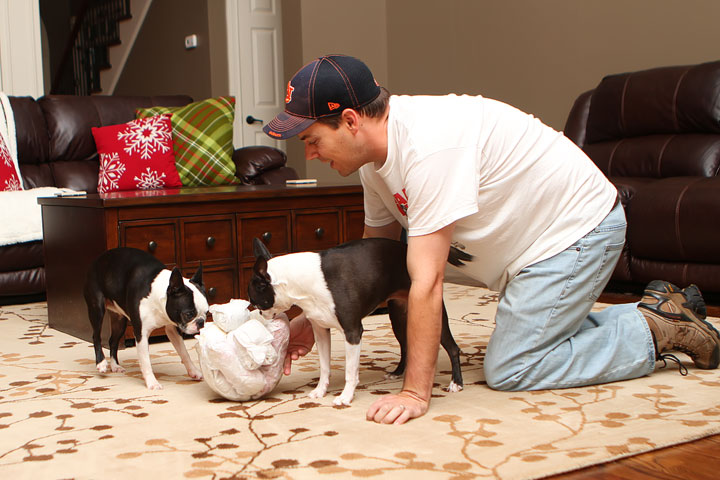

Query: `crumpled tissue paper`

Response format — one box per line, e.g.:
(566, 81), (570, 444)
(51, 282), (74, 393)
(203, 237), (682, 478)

(196, 299), (289, 401)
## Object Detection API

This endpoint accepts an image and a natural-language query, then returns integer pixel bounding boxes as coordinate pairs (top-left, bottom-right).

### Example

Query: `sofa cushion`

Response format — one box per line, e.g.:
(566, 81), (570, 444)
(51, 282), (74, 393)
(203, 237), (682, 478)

(136, 97), (240, 187)
(586, 61), (720, 144)
(0, 240), (43, 270)
(583, 134), (720, 178)
(91, 114), (181, 193)
(0, 267), (44, 297)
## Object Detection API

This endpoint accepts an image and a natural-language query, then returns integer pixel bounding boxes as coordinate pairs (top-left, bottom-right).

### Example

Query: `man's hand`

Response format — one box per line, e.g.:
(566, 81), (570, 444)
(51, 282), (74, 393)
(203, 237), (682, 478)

(366, 390), (429, 425)
(283, 313), (315, 375)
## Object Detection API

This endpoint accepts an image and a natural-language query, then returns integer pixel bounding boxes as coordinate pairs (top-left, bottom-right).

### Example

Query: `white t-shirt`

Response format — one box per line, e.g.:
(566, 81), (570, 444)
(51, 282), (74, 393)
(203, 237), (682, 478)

(359, 94), (617, 292)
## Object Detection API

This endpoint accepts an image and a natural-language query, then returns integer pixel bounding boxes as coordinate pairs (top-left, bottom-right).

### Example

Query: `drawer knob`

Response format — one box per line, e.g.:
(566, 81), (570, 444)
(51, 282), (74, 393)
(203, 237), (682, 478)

(148, 240), (157, 252)
(315, 227), (325, 238)
(206, 236), (216, 247)
(207, 287), (217, 298)
(261, 231), (272, 243)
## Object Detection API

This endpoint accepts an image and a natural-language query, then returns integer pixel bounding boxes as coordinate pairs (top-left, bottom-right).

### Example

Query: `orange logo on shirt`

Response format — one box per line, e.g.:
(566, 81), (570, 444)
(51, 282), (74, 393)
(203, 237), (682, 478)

(328, 102), (340, 111)
(285, 82), (295, 104)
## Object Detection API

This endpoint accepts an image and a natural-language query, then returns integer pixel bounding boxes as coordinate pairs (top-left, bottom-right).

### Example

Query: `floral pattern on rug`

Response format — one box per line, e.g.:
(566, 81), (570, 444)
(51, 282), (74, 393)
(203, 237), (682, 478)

(1, 284), (719, 480)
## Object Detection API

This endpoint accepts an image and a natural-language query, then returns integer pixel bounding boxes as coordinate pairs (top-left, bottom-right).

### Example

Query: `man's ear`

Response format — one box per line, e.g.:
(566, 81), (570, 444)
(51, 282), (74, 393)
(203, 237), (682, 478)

(341, 108), (361, 133)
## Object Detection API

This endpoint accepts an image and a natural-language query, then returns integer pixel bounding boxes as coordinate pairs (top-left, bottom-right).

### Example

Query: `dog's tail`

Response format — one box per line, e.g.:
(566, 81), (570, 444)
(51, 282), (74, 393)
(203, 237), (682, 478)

(447, 246), (474, 267)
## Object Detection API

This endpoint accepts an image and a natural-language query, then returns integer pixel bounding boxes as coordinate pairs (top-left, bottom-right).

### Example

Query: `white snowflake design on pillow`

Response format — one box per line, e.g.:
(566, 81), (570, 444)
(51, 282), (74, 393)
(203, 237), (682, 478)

(0, 137), (11, 166)
(134, 167), (167, 190)
(4, 176), (21, 191)
(117, 115), (172, 160)
(1, 135), (22, 191)
(98, 152), (126, 193)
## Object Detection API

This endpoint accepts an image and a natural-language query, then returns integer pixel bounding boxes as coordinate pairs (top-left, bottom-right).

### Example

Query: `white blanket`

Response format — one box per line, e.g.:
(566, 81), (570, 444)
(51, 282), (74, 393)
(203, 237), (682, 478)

(0, 187), (77, 246)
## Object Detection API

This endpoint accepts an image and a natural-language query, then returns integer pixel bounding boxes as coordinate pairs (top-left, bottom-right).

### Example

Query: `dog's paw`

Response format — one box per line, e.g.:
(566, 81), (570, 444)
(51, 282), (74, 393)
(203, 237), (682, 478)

(96, 359), (109, 374)
(384, 372), (402, 380)
(108, 359), (125, 373)
(446, 381), (463, 393)
(308, 386), (327, 399)
(146, 380), (163, 390)
(333, 393), (354, 406)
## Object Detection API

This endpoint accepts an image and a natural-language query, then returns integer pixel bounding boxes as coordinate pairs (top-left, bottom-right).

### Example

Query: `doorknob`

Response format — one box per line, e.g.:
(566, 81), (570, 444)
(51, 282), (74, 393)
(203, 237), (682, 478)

(246, 115), (264, 125)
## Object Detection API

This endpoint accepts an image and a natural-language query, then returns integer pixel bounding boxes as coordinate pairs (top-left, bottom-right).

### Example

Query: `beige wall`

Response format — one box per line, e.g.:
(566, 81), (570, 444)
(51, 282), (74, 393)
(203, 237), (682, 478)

(282, 0), (388, 184)
(115, 0), (217, 101)
(386, 0), (720, 130)
(283, 0), (720, 183)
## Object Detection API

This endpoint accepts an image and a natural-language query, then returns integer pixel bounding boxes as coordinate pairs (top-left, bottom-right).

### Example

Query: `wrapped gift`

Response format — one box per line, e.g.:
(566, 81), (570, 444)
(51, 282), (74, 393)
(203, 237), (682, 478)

(196, 300), (289, 401)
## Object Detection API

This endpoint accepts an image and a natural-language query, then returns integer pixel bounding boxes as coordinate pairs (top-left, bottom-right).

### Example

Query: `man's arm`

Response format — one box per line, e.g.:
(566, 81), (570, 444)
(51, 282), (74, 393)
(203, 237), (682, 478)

(366, 223), (454, 425)
(363, 221), (403, 240)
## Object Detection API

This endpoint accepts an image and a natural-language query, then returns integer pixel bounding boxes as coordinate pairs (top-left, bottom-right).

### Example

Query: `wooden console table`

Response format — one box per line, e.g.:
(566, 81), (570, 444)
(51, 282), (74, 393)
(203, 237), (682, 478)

(38, 183), (364, 344)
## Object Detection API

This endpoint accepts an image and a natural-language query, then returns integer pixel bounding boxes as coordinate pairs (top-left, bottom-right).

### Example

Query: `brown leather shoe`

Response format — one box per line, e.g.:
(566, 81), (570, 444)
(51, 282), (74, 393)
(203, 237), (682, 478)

(638, 280), (720, 370)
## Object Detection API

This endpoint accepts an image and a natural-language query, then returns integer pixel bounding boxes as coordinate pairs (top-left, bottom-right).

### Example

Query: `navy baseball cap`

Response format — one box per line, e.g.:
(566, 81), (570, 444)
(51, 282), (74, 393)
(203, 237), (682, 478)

(263, 54), (381, 140)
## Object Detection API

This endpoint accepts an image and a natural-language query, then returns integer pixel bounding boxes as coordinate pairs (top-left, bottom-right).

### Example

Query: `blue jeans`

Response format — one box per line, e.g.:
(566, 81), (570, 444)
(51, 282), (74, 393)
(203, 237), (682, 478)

(484, 202), (656, 391)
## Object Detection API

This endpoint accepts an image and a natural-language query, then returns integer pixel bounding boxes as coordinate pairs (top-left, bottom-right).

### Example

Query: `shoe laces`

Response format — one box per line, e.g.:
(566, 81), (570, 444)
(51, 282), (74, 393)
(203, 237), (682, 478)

(657, 353), (688, 376)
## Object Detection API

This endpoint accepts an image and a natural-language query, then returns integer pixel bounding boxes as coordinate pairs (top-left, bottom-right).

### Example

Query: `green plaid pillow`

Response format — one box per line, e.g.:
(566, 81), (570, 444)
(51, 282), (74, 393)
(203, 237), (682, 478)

(136, 96), (240, 186)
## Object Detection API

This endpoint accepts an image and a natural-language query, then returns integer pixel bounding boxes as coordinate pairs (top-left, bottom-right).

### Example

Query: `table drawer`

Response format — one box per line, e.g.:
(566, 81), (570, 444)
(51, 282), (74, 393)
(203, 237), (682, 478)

(294, 209), (341, 251)
(239, 264), (254, 301)
(237, 212), (291, 262)
(343, 206), (365, 242)
(120, 220), (177, 265)
(182, 216), (235, 265)
(192, 267), (236, 305)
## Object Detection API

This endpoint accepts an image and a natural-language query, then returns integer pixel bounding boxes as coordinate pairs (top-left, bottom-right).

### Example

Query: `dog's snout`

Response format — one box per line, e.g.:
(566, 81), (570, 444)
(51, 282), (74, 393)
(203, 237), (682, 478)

(181, 317), (205, 335)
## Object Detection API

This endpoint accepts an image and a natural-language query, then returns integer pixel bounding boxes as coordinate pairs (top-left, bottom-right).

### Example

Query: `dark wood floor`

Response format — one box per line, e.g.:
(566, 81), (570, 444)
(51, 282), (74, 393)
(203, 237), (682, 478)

(546, 295), (720, 480)
(548, 434), (720, 480)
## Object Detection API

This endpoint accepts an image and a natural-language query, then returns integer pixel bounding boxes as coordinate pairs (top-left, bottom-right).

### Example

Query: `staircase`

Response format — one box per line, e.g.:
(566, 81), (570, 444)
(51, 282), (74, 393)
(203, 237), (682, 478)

(51, 0), (151, 95)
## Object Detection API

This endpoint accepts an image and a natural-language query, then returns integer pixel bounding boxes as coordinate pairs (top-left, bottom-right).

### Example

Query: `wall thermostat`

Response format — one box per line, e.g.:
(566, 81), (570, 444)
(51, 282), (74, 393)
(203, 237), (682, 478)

(184, 34), (198, 50)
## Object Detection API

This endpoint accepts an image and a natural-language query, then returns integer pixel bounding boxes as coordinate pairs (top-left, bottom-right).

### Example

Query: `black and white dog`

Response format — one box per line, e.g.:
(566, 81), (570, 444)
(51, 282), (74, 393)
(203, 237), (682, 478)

(84, 247), (209, 390)
(248, 237), (466, 406)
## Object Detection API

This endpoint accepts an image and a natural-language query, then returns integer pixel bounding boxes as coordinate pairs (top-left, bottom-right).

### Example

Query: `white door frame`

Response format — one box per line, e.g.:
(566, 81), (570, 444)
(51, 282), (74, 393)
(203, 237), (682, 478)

(0, 0), (44, 97)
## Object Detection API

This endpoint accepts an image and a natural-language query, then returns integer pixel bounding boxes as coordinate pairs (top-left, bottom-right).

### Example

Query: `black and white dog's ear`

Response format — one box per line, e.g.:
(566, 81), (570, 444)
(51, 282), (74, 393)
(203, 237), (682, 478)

(190, 263), (204, 289)
(252, 255), (272, 283)
(168, 267), (186, 294)
(252, 237), (272, 260)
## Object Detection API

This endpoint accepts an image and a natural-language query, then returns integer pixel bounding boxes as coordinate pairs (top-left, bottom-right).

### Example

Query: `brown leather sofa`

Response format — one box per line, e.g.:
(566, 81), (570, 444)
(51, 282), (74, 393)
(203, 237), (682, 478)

(1, 95), (297, 305)
(564, 60), (720, 300)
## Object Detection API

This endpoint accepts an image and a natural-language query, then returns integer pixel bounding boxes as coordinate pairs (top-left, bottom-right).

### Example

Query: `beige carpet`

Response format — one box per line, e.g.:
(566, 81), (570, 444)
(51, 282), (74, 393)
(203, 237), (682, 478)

(1, 284), (720, 480)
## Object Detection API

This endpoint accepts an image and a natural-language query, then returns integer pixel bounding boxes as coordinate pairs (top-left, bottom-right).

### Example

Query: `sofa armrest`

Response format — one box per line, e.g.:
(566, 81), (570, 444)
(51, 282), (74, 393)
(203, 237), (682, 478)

(563, 89), (594, 148)
(248, 166), (299, 185)
(232, 146), (298, 185)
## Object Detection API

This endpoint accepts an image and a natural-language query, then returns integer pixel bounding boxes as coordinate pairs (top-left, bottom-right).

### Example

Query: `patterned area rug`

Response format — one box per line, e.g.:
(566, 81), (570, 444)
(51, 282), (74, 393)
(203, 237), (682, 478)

(1, 284), (720, 480)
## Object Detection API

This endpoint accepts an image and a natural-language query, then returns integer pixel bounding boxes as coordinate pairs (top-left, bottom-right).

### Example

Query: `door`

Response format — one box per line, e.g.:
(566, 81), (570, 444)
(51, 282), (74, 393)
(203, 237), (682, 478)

(0, 0), (44, 96)
(226, 0), (284, 149)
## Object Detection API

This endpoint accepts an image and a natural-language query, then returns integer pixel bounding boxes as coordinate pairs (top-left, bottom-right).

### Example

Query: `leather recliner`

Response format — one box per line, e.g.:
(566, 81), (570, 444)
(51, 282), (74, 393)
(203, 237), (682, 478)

(564, 60), (720, 299)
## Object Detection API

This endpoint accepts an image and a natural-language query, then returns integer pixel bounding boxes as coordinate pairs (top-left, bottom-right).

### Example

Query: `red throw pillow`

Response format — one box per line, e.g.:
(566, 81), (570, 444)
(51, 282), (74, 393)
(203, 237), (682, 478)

(0, 133), (23, 191)
(91, 114), (182, 193)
